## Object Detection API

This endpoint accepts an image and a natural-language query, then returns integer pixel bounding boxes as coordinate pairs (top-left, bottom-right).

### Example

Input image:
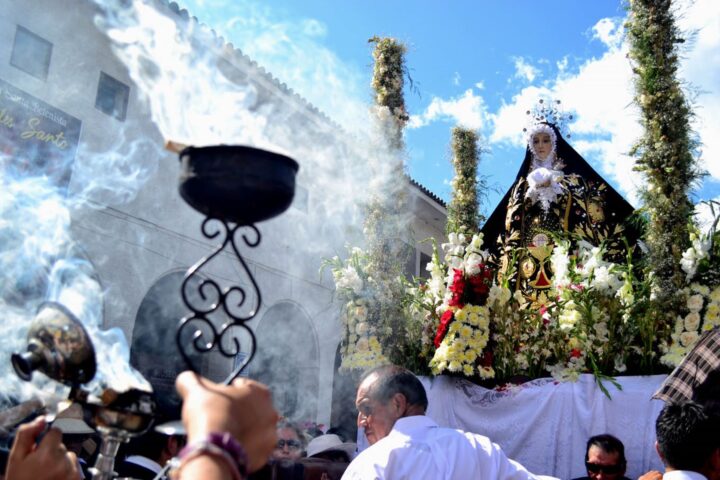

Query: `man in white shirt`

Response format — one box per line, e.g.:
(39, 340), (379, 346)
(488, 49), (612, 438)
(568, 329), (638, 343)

(341, 364), (556, 480)
(643, 401), (719, 480)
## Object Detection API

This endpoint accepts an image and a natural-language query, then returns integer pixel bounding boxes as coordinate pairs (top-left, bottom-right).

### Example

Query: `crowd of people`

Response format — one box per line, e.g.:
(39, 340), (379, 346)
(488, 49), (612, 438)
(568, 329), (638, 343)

(0, 361), (717, 480)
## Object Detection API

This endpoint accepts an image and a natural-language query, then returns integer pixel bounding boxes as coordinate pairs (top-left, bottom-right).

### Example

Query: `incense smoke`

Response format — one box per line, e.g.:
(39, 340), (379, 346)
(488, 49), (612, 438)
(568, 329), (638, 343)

(2, 0), (413, 427)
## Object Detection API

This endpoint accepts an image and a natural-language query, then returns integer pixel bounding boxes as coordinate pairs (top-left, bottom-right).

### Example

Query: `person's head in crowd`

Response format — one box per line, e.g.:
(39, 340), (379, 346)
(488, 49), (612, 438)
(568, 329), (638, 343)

(272, 420), (305, 462)
(121, 428), (185, 467)
(583, 434), (627, 480)
(655, 401), (720, 479)
(692, 369), (720, 417)
(355, 364), (428, 446)
(325, 427), (350, 443)
(305, 434), (356, 463)
(303, 423), (324, 439)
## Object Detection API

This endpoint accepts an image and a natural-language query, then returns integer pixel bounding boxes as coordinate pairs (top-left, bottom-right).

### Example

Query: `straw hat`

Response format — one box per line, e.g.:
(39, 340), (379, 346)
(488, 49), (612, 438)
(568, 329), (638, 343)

(305, 434), (356, 459)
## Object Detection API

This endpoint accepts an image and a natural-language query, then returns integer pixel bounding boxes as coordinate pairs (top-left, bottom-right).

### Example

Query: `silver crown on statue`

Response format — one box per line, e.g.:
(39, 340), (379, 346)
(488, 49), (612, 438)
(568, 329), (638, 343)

(522, 98), (573, 140)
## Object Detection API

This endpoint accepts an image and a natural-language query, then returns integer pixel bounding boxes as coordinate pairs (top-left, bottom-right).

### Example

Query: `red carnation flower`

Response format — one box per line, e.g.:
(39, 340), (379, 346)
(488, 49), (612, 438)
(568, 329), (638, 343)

(468, 264), (494, 302)
(434, 310), (455, 348)
(448, 268), (466, 307)
(570, 348), (582, 358)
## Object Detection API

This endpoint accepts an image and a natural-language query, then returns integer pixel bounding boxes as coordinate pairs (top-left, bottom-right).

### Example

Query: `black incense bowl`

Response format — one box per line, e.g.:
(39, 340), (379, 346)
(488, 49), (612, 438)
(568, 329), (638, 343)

(178, 145), (299, 225)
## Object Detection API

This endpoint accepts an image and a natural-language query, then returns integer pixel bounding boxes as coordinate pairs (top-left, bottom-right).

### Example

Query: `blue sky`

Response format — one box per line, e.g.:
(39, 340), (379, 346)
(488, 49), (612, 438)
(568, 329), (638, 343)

(177, 0), (720, 220)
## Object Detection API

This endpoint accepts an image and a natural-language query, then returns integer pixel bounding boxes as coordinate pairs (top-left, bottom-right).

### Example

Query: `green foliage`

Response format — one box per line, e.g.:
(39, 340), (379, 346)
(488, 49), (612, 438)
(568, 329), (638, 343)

(447, 127), (482, 236)
(363, 36), (413, 367)
(369, 36), (408, 128)
(626, 0), (702, 324)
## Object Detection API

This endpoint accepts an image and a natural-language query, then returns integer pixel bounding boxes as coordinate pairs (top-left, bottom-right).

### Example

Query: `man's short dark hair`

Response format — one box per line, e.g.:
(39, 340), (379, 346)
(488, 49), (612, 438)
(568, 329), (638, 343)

(656, 401), (719, 471)
(585, 433), (626, 465)
(360, 365), (428, 411)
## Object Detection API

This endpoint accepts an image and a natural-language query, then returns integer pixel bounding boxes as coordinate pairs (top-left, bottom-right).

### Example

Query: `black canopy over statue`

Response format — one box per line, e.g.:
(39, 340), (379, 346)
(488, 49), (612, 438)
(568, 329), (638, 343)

(481, 122), (637, 306)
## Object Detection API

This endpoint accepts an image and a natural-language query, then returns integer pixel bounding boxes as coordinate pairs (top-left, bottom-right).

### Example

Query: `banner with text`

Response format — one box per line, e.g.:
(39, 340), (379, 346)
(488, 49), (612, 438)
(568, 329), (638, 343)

(0, 77), (82, 191)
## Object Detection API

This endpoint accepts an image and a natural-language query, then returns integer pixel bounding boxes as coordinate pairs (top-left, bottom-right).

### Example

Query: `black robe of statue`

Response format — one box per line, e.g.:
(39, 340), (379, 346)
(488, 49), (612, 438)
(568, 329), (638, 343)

(480, 123), (636, 304)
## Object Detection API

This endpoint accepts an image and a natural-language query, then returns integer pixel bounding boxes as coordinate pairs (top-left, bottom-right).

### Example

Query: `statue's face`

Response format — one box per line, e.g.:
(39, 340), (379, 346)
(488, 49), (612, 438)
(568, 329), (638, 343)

(532, 132), (553, 160)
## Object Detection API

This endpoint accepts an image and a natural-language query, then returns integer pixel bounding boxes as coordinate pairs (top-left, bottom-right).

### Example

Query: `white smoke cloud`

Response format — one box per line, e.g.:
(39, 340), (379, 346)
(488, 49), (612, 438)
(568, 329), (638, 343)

(205, 0), (370, 134)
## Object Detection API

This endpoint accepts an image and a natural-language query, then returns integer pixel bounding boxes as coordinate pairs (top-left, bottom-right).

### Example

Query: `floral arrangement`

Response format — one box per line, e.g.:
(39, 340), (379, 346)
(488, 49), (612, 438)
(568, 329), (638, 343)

(411, 233), (496, 378)
(480, 239), (638, 390)
(661, 283), (720, 367)
(322, 247), (389, 372)
(660, 207), (720, 366)
(400, 212), (720, 393)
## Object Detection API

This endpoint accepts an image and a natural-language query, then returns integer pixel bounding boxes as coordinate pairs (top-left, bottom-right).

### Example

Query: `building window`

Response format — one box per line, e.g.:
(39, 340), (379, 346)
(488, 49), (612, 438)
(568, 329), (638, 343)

(10, 26), (53, 80)
(95, 72), (130, 121)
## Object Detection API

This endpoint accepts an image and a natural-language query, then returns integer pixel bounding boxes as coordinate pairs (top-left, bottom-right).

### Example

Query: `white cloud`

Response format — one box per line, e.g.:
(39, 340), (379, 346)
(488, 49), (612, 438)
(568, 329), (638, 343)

(513, 57), (540, 83)
(557, 56), (569, 73)
(452, 71), (461, 86)
(675, 0), (720, 181)
(475, 81), (485, 90)
(695, 196), (720, 234)
(592, 17), (624, 48)
(490, 85), (553, 146)
(409, 88), (489, 130)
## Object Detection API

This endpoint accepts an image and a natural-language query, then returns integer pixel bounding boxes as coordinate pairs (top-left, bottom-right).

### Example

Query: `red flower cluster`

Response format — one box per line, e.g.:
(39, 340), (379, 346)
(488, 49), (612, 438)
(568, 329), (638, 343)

(434, 310), (455, 348)
(467, 264), (494, 303)
(447, 269), (465, 307)
(434, 263), (496, 349)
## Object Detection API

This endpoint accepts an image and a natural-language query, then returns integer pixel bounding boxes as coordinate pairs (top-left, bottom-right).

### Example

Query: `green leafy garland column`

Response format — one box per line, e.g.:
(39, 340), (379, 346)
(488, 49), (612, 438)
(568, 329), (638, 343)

(365, 36), (412, 365)
(447, 127), (481, 235)
(626, 0), (700, 332)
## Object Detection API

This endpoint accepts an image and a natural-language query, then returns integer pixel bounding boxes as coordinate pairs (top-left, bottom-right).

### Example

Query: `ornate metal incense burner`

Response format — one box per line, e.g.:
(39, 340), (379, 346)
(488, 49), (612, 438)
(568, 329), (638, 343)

(176, 145), (298, 384)
(76, 387), (156, 480)
(11, 302), (97, 386)
(12, 303), (155, 480)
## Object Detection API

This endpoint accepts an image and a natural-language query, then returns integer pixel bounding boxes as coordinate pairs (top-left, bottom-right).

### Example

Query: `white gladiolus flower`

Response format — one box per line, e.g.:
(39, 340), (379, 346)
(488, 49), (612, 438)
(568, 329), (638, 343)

(551, 243), (571, 288)
(469, 233), (484, 251)
(464, 252), (485, 276)
(336, 265), (363, 295)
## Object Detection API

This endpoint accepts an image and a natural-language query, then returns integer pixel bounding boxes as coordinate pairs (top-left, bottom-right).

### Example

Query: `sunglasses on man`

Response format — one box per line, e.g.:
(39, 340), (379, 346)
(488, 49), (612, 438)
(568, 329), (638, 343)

(586, 462), (623, 474)
(276, 439), (302, 450)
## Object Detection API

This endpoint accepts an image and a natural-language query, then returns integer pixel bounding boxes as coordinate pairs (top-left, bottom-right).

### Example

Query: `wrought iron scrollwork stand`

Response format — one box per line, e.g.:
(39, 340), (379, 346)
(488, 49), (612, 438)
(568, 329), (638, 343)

(176, 218), (262, 384)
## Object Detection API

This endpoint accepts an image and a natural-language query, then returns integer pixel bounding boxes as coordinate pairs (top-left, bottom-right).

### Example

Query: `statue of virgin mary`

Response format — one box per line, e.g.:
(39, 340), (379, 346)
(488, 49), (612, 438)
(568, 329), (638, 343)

(481, 109), (636, 306)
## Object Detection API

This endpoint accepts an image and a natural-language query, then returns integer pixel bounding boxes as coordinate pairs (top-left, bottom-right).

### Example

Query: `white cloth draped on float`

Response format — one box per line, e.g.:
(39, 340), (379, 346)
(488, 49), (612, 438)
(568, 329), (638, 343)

(407, 374), (668, 480)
